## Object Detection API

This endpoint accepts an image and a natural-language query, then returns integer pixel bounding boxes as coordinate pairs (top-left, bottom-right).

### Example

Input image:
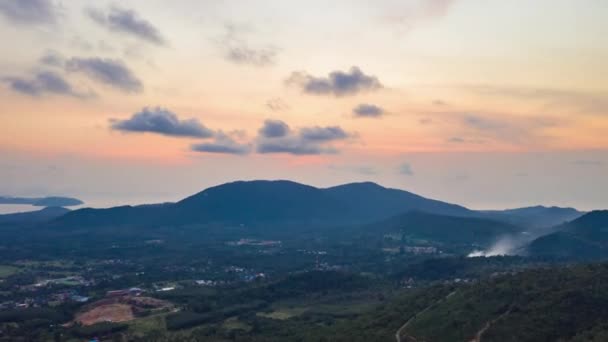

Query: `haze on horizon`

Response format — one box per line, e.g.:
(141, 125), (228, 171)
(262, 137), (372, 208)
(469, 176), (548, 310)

(1, 0), (607, 211)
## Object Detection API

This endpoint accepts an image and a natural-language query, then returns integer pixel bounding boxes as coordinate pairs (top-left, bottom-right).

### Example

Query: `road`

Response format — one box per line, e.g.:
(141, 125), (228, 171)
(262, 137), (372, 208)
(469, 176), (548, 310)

(395, 291), (457, 342)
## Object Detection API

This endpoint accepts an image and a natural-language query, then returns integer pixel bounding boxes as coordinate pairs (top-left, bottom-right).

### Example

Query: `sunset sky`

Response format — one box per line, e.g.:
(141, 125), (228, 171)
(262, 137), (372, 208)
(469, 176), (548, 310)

(1, 0), (607, 210)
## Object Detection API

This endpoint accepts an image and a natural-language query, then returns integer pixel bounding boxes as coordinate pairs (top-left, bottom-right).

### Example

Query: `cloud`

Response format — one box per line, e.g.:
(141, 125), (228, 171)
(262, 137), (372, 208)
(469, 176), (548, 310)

(299, 126), (349, 141)
(399, 162), (414, 176)
(191, 132), (251, 155)
(571, 160), (604, 167)
(259, 119), (290, 138)
(447, 136), (485, 144)
(257, 138), (337, 155)
(256, 120), (351, 155)
(464, 84), (608, 116)
(66, 57), (143, 93)
(439, 112), (561, 144)
(111, 107), (214, 138)
(87, 6), (165, 45)
(2, 71), (89, 98)
(39, 50), (64, 67)
(329, 164), (378, 175)
(219, 24), (277, 67)
(266, 98), (289, 112)
(0, 0), (57, 25)
(384, 0), (457, 32)
(286, 66), (382, 96)
(353, 103), (385, 118)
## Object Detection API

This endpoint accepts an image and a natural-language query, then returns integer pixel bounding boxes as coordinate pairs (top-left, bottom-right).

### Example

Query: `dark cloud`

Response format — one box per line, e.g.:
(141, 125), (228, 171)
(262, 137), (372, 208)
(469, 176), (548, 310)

(0, 0), (56, 25)
(111, 107), (214, 138)
(353, 103), (385, 118)
(218, 24), (277, 67)
(87, 7), (165, 45)
(286, 66), (383, 97)
(299, 126), (349, 141)
(66, 57), (143, 93)
(259, 119), (290, 138)
(191, 133), (251, 155)
(257, 138), (337, 155)
(256, 120), (351, 155)
(399, 162), (414, 176)
(2, 71), (88, 98)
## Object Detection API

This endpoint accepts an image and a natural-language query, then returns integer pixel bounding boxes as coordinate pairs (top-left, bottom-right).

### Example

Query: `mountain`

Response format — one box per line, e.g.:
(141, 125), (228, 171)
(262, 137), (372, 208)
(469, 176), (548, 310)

(480, 205), (584, 228)
(365, 211), (521, 247)
(54, 180), (475, 228)
(0, 207), (71, 224)
(526, 210), (608, 258)
(0, 196), (83, 207)
(323, 182), (473, 220)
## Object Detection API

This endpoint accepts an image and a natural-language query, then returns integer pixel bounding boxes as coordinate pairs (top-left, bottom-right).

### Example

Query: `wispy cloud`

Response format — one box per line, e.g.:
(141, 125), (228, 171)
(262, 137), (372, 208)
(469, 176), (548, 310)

(464, 84), (608, 116)
(87, 6), (166, 45)
(2, 71), (91, 98)
(66, 57), (143, 93)
(399, 162), (414, 176)
(0, 0), (57, 25)
(218, 24), (277, 67)
(286, 66), (382, 97)
(383, 0), (458, 33)
(266, 98), (289, 112)
(191, 132), (251, 155)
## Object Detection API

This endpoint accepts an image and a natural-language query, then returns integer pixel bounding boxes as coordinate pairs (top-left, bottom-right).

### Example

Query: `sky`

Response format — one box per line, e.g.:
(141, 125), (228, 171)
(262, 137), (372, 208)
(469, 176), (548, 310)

(0, 0), (607, 211)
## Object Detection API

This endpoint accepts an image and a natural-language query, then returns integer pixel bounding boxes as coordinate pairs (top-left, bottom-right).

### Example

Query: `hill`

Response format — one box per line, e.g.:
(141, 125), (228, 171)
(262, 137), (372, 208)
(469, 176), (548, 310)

(396, 264), (608, 342)
(365, 211), (521, 249)
(0, 196), (83, 207)
(526, 210), (608, 259)
(0, 207), (70, 224)
(53, 180), (475, 228)
(480, 205), (584, 228)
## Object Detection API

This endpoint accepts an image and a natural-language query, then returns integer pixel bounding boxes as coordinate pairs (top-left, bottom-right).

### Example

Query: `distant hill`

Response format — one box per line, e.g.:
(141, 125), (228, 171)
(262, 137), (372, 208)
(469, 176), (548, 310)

(526, 210), (608, 259)
(0, 207), (70, 224)
(54, 180), (475, 228)
(0, 196), (83, 207)
(366, 211), (521, 247)
(324, 182), (474, 221)
(480, 205), (584, 228)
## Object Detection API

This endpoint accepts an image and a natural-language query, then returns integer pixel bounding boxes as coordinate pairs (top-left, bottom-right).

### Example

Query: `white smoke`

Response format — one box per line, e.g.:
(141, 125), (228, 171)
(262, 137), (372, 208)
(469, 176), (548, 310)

(467, 235), (522, 258)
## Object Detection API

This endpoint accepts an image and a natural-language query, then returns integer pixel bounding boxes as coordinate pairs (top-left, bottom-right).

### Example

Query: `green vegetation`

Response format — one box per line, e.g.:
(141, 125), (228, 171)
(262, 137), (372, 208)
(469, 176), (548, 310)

(0, 266), (19, 278)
